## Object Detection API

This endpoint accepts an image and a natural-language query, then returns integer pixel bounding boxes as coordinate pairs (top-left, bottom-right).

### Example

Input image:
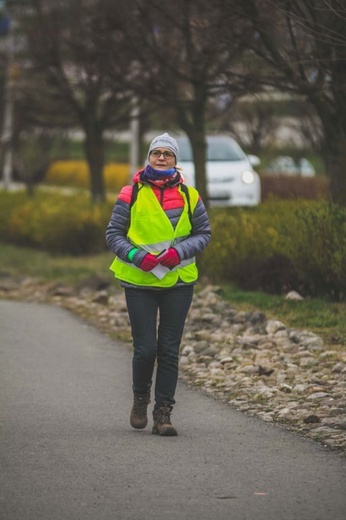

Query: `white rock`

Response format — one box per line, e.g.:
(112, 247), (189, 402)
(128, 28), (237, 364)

(242, 365), (259, 374)
(200, 313), (218, 323)
(276, 371), (287, 384)
(195, 330), (212, 341)
(231, 348), (244, 356)
(265, 320), (286, 335)
(209, 332), (228, 343)
(275, 329), (289, 338)
(181, 345), (194, 356)
(300, 357), (319, 368)
(293, 384), (307, 393)
(279, 384), (293, 393)
(301, 337), (324, 350)
(233, 311), (248, 323)
(277, 407), (291, 416)
(307, 392), (329, 400)
(258, 413), (274, 422)
(285, 291), (304, 300)
(210, 368), (224, 376)
(220, 356), (234, 364)
(319, 351), (340, 360)
(332, 363), (345, 374)
(255, 388), (275, 399)
(230, 324), (246, 335)
(209, 361), (223, 369)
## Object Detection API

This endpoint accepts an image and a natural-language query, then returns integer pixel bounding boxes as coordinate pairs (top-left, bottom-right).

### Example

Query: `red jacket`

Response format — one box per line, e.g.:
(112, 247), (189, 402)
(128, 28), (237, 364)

(117, 169), (189, 212)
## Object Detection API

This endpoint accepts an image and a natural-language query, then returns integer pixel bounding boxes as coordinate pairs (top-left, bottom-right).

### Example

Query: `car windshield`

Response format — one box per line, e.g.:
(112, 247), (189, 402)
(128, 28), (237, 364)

(176, 136), (246, 162)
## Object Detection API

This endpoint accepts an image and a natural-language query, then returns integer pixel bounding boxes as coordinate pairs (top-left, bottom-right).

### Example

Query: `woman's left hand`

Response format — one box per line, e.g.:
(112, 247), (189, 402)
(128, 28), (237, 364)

(158, 248), (180, 268)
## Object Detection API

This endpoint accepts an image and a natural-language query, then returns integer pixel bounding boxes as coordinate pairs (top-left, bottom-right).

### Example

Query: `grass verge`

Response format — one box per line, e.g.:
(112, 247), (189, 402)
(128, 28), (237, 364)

(0, 243), (115, 286)
(222, 285), (346, 346)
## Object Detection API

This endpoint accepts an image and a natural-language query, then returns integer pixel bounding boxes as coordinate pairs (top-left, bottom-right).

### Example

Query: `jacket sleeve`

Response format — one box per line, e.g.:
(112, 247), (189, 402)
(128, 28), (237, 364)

(105, 187), (146, 265)
(173, 197), (211, 261)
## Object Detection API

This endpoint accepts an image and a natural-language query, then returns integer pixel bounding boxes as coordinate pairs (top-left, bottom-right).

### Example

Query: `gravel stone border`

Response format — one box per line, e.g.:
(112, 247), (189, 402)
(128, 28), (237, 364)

(1, 275), (345, 454)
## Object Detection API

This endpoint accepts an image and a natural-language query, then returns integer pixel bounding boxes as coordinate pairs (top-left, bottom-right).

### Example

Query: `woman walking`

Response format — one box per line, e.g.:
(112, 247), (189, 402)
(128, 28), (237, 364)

(106, 133), (211, 436)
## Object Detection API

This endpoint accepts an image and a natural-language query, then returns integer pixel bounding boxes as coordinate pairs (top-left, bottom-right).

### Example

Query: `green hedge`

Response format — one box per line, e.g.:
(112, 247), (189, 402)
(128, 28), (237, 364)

(261, 175), (330, 201)
(1, 190), (345, 300)
(202, 200), (346, 301)
(280, 203), (346, 300)
(0, 190), (114, 255)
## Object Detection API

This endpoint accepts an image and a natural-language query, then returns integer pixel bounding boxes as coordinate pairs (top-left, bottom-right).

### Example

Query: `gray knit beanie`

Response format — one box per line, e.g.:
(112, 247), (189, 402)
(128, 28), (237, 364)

(147, 133), (179, 162)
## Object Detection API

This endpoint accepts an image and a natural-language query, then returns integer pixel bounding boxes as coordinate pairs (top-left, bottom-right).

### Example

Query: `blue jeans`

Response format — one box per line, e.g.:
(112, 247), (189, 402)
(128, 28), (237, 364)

(124, 285), (194, 409)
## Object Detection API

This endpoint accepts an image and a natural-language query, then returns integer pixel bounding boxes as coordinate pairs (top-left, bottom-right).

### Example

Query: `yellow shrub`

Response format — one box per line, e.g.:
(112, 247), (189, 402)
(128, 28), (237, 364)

(45, 161), (131, 191)
(104, 163), (132, 191)
(1, 191), (114, 254)
(202, 208), (280, 281)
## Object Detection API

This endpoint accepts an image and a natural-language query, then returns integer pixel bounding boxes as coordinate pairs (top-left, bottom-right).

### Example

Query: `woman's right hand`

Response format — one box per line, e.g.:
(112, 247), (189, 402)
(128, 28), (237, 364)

(140, 254), (159, 271)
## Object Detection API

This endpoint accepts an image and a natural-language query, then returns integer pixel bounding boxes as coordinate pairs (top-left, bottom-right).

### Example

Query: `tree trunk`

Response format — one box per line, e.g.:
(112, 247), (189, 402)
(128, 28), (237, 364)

(317, 109), (346, 206)
(189, 130), (208, 206)
(308, 64), (346, 206)
(177, 102), (209, 208)
(84, 125), (106, 203)
(326, 135), (346, 206)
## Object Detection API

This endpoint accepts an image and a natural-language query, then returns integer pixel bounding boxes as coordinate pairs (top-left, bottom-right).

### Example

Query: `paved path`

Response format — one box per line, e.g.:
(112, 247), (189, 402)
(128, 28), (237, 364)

(1, 300), (345, 520)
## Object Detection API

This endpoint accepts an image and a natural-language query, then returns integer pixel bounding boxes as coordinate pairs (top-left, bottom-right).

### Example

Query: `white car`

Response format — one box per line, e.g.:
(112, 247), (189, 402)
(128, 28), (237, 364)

(175, 135), (261, 207)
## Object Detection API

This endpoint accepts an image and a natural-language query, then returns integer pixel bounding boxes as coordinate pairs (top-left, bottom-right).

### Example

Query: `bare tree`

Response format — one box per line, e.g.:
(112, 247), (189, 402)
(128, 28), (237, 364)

(217, 95), (279, 154)
(106, 0), (258, 205)
(237, 0), (346, 204)
(19, 0), (133, 202)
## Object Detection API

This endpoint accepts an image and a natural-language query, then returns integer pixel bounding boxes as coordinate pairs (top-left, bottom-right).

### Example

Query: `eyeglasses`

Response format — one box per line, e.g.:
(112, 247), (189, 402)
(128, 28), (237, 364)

(150, 150), (175, 159)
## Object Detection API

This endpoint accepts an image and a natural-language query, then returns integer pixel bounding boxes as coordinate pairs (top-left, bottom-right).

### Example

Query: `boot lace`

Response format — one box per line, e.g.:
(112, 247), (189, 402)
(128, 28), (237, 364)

(133, 395), (150, 416)
(155, 406), (172, 424)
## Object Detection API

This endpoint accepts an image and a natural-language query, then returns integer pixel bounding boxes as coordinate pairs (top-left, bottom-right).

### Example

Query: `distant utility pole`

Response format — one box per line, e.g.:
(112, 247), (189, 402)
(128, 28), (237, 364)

(129, 97), (140, 177)
(0, 1), (14, 190)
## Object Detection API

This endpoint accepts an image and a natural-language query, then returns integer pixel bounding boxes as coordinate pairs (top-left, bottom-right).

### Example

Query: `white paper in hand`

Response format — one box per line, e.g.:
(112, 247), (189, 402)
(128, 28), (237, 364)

(150, 264), (171, 280)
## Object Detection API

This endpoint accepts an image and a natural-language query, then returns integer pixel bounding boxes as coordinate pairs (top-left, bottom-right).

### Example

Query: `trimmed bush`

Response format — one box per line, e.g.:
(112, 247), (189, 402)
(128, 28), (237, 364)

(201, 201), (300, 282)
(234, 253), (301, 295)
(44, 161), (131, 192)
(261, 174), (330, 201)
(202, 199), (346, 301)
(280, 203), (346, 300)
(0, 190), (114, 255)
(1, 190), (345, 300)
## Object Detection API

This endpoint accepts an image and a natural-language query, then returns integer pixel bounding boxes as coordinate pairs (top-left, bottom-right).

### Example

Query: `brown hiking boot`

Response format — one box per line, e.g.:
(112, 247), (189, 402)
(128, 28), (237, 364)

(130, 394), (151, 429)
(152, 406), (178, 436)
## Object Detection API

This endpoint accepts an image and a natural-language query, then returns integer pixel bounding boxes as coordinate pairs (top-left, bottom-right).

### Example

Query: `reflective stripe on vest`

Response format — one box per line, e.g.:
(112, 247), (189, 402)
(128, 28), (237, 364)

(110, 184), (199, 287)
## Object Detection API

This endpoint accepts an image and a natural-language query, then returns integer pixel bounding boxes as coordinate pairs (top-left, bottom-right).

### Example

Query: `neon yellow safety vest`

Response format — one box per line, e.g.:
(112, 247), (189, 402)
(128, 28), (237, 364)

(110, 183), (199, 287)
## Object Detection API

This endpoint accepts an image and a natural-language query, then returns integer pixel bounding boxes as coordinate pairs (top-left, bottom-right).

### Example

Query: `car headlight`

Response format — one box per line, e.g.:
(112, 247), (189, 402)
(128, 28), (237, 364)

(241, 170), (255, 184)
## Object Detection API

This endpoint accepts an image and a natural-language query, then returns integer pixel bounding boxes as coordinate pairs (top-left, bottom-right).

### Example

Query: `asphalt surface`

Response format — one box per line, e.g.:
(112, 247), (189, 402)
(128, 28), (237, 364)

(1, 299), (345, 520)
